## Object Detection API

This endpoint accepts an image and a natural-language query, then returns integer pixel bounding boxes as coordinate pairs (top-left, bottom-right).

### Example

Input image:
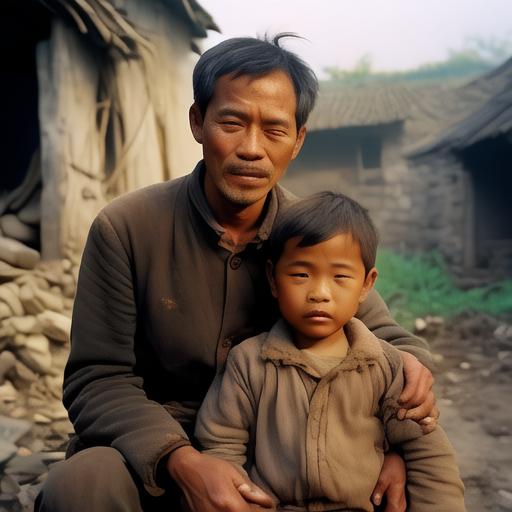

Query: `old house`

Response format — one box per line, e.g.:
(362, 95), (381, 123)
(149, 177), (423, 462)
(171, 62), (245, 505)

(283, 62), (510, 278)
(409, 57), (512, 279)
(0, 0), (216, 264)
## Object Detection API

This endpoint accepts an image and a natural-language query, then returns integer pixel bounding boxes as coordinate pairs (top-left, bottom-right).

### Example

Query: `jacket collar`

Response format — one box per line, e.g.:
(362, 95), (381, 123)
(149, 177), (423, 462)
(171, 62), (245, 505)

(187, 160), (280, 246)
(260, 317), (383, 378)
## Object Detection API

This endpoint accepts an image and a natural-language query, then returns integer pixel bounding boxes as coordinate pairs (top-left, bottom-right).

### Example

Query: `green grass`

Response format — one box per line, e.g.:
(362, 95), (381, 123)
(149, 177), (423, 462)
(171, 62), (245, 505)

(374, 250), (512, 329)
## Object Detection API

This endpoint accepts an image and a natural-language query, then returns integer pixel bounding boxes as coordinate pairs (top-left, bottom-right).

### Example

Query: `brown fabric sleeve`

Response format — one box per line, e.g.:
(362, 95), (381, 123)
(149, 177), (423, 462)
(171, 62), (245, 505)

(63, 210), (190, 496)
(378, 342), (465, 511)
(195, 342), (260, 471)
(356, 289), (433, 369)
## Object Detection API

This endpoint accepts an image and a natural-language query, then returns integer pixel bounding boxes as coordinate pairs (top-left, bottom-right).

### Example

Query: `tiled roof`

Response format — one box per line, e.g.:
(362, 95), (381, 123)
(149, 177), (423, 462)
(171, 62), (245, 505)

(409, 57), (512, 156)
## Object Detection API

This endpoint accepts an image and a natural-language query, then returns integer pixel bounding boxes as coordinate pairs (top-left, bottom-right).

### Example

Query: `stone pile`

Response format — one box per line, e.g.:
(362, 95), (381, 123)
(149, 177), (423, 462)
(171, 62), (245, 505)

(0, 152), (42, 253)
(0, 236), (77, 511)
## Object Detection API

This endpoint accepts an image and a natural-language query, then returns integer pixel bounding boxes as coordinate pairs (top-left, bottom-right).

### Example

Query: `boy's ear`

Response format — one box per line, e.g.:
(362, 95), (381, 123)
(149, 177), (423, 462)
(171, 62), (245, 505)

(266, 260), (278, 298)
(359, 267), (378, 303)
(189, 103), (204, 144)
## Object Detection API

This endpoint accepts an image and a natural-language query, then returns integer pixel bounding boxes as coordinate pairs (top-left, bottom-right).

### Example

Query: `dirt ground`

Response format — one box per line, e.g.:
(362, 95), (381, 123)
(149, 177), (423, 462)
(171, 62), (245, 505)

(426, 312), (512, 512)
(1, 312), (511, 511)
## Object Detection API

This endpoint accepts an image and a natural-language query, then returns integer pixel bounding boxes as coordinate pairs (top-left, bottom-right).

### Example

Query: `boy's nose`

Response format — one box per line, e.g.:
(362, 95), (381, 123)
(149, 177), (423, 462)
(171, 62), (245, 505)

(307, 283), (330, 303)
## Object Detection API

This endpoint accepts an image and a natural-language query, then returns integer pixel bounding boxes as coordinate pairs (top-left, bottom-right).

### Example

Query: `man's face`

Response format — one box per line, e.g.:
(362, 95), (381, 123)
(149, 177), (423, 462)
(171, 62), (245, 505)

(190, 70), (305, 211)
(268, 233), (377, 348)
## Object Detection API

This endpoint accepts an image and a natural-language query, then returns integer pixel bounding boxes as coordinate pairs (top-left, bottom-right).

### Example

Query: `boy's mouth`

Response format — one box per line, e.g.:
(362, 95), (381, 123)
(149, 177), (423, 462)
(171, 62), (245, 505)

(304, 310), (332, 319)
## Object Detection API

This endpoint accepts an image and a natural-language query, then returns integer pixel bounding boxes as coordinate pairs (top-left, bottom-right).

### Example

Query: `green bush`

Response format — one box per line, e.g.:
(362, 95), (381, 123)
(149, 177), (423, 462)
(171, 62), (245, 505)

(374, 250), (512, 329)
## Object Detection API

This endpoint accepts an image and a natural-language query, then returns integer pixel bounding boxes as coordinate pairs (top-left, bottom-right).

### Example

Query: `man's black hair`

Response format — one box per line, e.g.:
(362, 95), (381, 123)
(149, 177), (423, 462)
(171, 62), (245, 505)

(193, 33), (318, 130)
(268, 192), (378, 274)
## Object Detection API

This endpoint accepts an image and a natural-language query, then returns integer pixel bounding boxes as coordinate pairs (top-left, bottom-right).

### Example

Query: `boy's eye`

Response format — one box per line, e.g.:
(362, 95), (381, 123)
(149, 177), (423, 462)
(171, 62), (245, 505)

(334, 274), (349, 279)
(290, 272), (308, 278)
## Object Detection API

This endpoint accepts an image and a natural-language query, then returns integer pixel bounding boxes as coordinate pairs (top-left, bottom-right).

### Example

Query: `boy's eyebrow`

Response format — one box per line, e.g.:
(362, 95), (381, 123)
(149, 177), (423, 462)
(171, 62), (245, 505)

(285, 260), (357, 271)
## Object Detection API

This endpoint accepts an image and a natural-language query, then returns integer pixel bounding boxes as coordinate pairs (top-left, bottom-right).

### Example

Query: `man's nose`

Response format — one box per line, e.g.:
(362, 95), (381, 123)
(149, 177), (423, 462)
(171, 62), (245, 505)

(236, 127), (265, 160)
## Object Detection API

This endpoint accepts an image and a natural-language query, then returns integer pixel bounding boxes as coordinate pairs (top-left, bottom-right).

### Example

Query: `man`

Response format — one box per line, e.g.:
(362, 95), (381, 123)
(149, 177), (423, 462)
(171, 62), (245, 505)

(36, 35), (437, 512)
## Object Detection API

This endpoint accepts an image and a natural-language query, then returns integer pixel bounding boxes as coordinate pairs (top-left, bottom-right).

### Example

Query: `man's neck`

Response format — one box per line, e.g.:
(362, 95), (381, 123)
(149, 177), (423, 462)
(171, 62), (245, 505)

(204, 183), (271, 247)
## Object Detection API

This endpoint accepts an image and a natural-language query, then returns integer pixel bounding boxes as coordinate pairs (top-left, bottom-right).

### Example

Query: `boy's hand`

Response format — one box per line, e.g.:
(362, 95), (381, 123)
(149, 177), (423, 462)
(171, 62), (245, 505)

(167, 446), (274, 512)
(372, 451), (406, 512)
(398, 352), (439, 433)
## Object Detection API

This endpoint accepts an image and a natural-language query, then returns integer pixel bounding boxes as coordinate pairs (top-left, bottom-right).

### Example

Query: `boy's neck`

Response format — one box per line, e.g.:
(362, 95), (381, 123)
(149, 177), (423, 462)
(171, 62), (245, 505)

(294, 326), (350, 358)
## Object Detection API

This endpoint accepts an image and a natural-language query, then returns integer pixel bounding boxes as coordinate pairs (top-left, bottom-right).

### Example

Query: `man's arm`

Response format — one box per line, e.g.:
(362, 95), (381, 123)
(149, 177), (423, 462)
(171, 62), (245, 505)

(356, 289), (432, 368)
(63, 211), (190, 495)
(357, 289), (437, 427)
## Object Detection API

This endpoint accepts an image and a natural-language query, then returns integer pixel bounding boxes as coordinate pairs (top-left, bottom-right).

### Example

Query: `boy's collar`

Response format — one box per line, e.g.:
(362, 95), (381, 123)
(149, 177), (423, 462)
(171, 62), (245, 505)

(261, 317), (383, 377)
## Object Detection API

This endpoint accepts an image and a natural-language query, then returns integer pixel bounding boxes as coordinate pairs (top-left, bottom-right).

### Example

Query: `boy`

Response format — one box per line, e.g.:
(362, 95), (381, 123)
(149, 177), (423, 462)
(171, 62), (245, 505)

(195, 192), (465, 511)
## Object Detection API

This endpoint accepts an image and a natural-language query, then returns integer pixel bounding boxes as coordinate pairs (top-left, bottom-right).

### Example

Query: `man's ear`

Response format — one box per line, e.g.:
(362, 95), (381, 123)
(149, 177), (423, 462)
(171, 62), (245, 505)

(189, 103), (203, 144)
(291, 126), (306, 160)
(359, 267), (378, 303)
(266, 260), (278, 298)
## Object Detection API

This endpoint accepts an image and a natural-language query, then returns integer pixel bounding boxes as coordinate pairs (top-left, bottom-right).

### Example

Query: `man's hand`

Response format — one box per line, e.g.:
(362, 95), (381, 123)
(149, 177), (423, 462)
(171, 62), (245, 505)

(398, 351), (439, 433)
(372, 452), (407, 512)
(167, 446), (274, 512)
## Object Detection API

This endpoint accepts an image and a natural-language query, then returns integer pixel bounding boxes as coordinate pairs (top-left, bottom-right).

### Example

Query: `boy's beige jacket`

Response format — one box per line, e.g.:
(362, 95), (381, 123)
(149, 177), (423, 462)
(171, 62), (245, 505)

(196, 318), (465, 512)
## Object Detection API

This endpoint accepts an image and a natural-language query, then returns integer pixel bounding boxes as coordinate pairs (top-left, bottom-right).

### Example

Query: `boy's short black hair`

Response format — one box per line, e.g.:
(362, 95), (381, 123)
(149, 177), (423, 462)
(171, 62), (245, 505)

(193, 33), (318, 130)
(268, 192), (378, 274)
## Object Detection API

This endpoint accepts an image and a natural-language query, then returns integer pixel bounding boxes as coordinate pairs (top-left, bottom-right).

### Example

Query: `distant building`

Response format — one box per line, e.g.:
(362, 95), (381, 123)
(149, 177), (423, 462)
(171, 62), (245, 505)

(0, 0), (216, 261)
(284, 60), (512, 279)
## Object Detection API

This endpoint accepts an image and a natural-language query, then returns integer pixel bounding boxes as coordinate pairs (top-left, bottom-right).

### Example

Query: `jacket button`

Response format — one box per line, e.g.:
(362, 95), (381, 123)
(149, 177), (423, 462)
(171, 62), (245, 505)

(230, 256), (242, 269)
(222, 337), (233, 348)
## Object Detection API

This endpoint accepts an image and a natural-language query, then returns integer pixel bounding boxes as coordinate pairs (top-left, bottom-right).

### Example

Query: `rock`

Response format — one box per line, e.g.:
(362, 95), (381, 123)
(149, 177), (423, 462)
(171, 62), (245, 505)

(15, 273), (49, 291)
(16, 447), (32, 457)
(4, 453), (47, 478)
(8, 407), (28, 419)
(0, 283), (24, 316)
(7, 360), (38, 389)
(40, 451), (65, 463)
(0, 440), (17, 465)
(0, 302), (10, 320)
(459, 361), (471, 370)
(40, 403), (68, 421)
(414, 318), (427, 332)
(445, 371), (463, 384)
(485, 424), (510, 437)
(498, 489), (512, 502)
(0, 415), (31, 443)
(37, 311), (70, 343)
(61, 273), (75, 298)
(0, 215), (38, 244)
(61, 259), (72, 273)
(0, 474), (21, 494)
(0, 236), (40, 269)
(0, 260), (26, 280)
(19, 283), (64, 315)
(32, 413), (51, 425)
(17, 334), (52, 374)
(0, 381), (17, 402)
(5, 315), (42, 335)
(17, 192), (41, 225)
(0, 351), (16, 384)
(432, 353), (444, 364)
(498, 350), (511, 360)
(13, 333), (27, 347)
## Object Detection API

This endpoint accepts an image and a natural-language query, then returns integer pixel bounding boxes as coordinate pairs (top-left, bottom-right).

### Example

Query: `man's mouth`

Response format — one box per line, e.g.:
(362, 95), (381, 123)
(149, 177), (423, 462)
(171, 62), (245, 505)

(226, 166), (270, 179)
(304, 310), (333, 319)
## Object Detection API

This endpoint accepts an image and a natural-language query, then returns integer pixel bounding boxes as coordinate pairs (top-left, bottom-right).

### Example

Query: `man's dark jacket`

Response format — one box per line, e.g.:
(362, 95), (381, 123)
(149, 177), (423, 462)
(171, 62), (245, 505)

(63, 163), (432, 495)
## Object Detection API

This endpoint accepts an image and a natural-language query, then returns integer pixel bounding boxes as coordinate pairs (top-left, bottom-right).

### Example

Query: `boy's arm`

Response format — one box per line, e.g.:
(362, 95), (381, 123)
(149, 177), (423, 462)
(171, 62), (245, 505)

(380, 343), (465, 512)
(195, 343), (260, 471)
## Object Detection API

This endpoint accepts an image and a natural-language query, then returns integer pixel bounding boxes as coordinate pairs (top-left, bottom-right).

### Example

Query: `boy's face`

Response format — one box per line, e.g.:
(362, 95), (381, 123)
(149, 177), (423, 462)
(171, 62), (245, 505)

(267, 233), (377, 347)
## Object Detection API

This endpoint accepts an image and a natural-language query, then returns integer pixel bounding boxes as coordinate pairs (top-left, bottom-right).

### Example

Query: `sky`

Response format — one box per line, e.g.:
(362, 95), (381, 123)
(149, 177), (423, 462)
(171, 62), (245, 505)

(198, 0), (512, 78)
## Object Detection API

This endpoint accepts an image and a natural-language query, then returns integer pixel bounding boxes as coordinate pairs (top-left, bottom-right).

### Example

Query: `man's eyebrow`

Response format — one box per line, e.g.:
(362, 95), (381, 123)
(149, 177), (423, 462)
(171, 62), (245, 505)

(216, 108), (290, 129)
(217, 107), (248, 119)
